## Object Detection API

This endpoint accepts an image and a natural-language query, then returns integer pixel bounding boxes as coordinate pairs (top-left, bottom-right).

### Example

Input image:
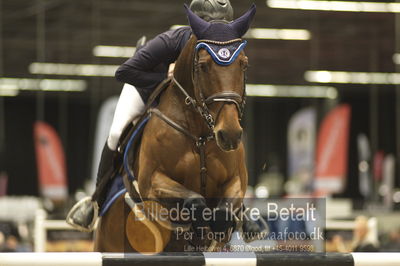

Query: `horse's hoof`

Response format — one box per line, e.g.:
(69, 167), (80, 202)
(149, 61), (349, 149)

(210, 208), (235, 235)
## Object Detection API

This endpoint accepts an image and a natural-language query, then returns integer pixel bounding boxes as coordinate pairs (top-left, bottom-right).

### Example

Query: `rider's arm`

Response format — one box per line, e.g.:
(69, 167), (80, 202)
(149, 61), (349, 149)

(115, 37), (169, 89)
(115, 27), (191, 101)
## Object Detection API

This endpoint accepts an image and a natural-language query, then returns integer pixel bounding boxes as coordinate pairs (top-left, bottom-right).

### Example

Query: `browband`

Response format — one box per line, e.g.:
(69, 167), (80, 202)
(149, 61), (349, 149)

(195, 39), (247, 66)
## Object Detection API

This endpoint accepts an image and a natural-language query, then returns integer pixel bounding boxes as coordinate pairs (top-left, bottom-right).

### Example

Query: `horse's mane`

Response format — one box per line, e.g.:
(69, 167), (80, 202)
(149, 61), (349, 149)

(173, 35), (198, 92)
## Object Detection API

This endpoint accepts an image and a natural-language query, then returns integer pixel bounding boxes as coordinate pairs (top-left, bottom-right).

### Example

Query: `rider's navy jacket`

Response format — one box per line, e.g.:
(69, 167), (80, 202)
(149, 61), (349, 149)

(115, 26), (192, 102)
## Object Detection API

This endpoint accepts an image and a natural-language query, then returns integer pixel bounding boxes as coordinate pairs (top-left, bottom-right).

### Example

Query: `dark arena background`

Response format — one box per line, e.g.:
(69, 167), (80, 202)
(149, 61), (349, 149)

(0, 0), (400, 264)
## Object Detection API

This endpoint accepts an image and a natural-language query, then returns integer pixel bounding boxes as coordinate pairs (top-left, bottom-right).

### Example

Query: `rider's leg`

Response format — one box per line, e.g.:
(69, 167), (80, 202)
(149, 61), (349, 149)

(93, 83), (145, 205)
(106, 84), (145, 151)
(66, 84), (145, 232)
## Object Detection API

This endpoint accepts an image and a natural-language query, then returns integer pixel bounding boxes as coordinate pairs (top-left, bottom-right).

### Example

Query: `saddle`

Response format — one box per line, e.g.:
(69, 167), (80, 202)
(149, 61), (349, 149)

(97, 77), (172, 217)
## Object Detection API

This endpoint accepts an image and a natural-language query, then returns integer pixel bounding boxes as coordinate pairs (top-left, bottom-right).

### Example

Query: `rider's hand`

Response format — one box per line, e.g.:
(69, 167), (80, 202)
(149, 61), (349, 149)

(168, 63), (175, 77)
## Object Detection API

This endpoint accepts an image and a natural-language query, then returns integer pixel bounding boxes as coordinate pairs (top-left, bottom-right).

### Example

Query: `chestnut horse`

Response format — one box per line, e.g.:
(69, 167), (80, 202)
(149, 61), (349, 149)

(94, 5), (256, 253)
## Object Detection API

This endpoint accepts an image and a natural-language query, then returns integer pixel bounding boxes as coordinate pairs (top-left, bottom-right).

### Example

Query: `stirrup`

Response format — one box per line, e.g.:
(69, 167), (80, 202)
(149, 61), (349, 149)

(66, 196), (99, 232)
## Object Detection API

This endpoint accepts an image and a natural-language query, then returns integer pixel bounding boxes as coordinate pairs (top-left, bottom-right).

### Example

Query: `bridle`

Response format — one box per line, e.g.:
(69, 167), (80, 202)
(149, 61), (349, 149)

(172, 75), (246, 131)
(174, 38), (247, 130)
(149, 38), (247, 196)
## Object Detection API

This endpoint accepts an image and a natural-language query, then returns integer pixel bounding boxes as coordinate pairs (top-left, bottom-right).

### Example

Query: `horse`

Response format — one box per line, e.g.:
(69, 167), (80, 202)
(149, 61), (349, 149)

(94, 4), (256, 253)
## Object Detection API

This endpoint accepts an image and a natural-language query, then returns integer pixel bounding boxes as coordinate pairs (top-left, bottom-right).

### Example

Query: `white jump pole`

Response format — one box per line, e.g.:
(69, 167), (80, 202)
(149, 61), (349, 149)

(352, 252), (400, 266)
(1, 252), (400, 266)
(33, 209), (46, 252)
(33, 209), (83, 252)
(0, 252), (102, 266)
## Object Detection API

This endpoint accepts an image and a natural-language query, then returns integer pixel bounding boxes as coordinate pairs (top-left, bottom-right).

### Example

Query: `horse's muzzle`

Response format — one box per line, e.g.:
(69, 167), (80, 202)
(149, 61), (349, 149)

(215, 128), (242, 152)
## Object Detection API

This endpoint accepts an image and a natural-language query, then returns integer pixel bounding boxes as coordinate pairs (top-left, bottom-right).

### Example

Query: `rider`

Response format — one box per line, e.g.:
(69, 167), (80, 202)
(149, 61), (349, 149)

(66, 0), (234, 232)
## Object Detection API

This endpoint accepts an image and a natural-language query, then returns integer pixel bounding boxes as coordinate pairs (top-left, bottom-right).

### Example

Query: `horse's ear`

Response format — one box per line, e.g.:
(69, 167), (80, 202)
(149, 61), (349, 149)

(184, 4), (210, 39)
(229, 4), (256, 38)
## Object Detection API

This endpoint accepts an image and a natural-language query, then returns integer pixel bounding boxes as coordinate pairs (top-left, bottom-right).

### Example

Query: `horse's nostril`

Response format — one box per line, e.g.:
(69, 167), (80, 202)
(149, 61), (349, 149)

(217, 0), (228, 6)
(217, 130), (242, 143)
(216, 129), (242, 151)
(218, 130), (227, 143)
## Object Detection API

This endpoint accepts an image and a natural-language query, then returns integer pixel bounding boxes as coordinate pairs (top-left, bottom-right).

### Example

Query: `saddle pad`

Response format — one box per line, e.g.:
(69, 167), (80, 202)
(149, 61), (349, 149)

(99, 174), (126, 217)
(99, 115), (151, 217)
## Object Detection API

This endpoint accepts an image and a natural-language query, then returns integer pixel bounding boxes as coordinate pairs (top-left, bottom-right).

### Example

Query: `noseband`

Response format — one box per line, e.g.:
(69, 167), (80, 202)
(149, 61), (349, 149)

(172, 76), (246, 130)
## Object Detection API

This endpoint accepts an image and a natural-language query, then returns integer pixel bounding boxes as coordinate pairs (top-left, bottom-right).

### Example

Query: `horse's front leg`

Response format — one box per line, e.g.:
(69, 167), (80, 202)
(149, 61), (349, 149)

(213, 175), (261, 243)
(148, 170), (201, 199)
(208, 175), (253, 245)
(146, 171), (210, 236)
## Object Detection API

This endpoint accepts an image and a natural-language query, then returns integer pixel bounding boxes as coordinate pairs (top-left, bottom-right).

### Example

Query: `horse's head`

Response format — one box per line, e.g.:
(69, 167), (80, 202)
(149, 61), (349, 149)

(185, 4), (256, 152)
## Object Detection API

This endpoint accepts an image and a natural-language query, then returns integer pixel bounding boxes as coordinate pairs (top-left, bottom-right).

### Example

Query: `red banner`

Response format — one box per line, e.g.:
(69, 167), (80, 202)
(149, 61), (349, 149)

(373, 151), (385, 182)
(314, 104), (351, 196)
(0, 171), (7, 196)
(34, 121), (68, 201)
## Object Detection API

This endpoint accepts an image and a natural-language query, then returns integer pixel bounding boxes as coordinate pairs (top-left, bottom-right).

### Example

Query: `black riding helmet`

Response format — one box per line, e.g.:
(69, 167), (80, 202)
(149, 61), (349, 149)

(189, 0), (234, 22)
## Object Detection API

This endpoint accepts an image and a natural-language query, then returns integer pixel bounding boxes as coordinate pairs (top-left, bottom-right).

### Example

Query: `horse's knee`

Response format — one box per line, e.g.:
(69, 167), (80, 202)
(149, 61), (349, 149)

(183, 197), (209, 235)
(210, 208), (236, 235)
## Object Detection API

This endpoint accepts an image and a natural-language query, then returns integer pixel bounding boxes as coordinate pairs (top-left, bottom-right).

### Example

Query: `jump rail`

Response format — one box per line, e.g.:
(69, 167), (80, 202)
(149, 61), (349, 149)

(34, 209), (79, 252)
(1, 252), (400, 266)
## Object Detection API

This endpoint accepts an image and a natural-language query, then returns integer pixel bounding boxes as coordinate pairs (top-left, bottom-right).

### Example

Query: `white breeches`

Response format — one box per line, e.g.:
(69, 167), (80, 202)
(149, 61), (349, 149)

(107, 83), (145, 151)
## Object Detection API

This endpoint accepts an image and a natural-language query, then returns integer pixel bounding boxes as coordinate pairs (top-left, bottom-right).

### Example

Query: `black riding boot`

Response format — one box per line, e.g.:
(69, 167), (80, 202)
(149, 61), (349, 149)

(66, 143), (116, 232)
(93, 143), (117, 205)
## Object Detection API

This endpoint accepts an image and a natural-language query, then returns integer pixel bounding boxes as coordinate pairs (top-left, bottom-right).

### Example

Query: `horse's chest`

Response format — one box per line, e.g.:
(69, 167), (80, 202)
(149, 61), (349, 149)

(172, 150), (230, 192)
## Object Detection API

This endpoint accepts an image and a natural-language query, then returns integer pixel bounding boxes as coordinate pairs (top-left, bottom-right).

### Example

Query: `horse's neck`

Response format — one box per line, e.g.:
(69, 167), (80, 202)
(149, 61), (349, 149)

(157, 37), (208, 136)
(174, 35), (196, 99)
(157, 80), (207, 137)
